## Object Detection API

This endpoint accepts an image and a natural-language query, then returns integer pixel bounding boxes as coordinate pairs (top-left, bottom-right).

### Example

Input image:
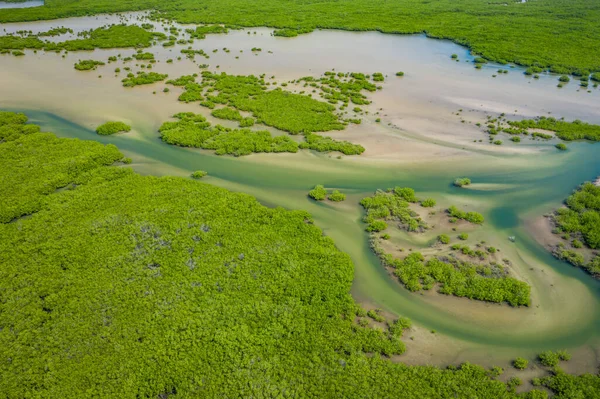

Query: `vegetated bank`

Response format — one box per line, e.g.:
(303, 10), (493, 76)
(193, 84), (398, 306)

(360, 187), (531, 306)
(0, 24), (166, 51)
(164, 72), (367, 155)
(0, 0), (598, 73)
(547, 182), (600, 278)
(3, 110), (597, 397)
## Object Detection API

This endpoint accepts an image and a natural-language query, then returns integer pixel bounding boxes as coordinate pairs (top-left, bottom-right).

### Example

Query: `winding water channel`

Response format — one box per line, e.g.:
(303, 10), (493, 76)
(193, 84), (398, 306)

(1, 12), (599, 370)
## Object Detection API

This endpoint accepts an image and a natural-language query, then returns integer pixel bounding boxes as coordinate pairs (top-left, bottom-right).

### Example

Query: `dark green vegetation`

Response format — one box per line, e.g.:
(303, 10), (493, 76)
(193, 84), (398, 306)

(360, 188), (528, 306)
(550, 182), (600, 279)
(96, 121), (131, 135)
(0, 25), (166, 52)
(508, 117), (600, 141)
(159, 112), (298, 156)
(1, 0), (599, 73)
(74, 59), (105, 70)
(447, 206), (485, 224)
(122, 72), (168, 87)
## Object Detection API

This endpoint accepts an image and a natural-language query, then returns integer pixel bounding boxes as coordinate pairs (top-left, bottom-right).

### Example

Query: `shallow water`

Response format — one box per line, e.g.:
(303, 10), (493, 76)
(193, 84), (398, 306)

(0, 1), (43, 9)
(1, 12), (600, 370)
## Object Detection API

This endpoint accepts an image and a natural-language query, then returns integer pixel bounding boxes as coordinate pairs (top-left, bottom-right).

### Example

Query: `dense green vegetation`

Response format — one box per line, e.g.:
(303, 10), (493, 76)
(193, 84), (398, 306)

(0, 25), (166, 52)
(328, 190), (346, 202)
(211, 107), (243, 121)
(197, 72), (346, 134)
(299, 132), (365, 155)
(0, 112), (125, 223)
(191, 170), (207, 179)
(513, 358), (529, 370)
(185, 24), (229, 39)
(454, 177), (471, 187)
(550, 182), (600, 278)
(298, 71), (377, 106)
(159, 112), (298, 156)
(360, 188), (528, 306)
(74, 59), (105, 70)
(508, 117), (600, 141)
(273, 27), (314, 37)
(1, 111), (597, 397)
(0, 0), (599, 73)
(96, 121), (131, 135)
(122, 71), (168, 87)
(308, 185), (327, 201)
(447, 206), (485, 224)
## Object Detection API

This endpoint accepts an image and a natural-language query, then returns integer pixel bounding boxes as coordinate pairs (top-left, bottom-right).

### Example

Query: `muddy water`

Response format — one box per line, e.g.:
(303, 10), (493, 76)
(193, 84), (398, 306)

(1, 12), (599, 370)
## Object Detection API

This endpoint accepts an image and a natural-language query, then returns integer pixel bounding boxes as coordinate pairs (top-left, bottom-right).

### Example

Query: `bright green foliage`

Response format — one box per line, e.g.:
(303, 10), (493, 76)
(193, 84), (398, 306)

(458, 233), (468, 240)
(191, 170), (207, 179)
(539, 351), (561, 367)
(177, 72), (346, 134)
(0, 110), (589, 398)
(507, 377), (522, 391)
(366, 220), (388, 232)
(239, 117), (255, 127)
(122, 72), (168, 87)
(299, 132), (365, 155)
(559, 75), (570, 82)
(554, 249), (586, 268)
(367, 309), (385, 322)
(372, 72), (384, 82)
(186, 25), (228, 39)
(454, 177), (471, 187)
(328, 190), (346, 202)
(360, 188), (426, 233)
(447, 206), (485, 224)
(557, 350), (571, 361)
(385, 252), (530, 306)
(0, 112), (124, 223)
(273, 27), (313, 37)
(1, 25), (166, 52)
(166, 75), (197, 86)
(308, 185), (327, 200)
(553, 182), (600, 255)
(395, 71), (405, 76)
(513, 357), (529, 370)
(298, 72), (376, 106)
(508, 117), (600, 141)
(74, 59), (105, 70)
(438, 234), (450, 244)
(133, 51), (154, 60)
(1, 0), (600, 73)
(39, 26), (73, 36)
(96, 121), (131, 135)
(159, 113), (298, 156)
(211, 107), (243, 121)
(421, 198), (436, 207)
(537, 368), (600, 399)
(361, 187), (527, 305)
